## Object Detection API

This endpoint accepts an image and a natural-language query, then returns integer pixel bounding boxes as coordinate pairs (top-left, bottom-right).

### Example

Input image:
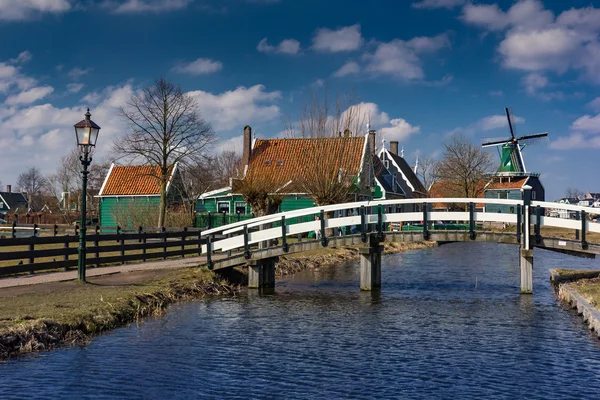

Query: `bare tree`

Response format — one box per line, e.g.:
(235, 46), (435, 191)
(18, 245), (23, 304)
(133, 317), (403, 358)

(284, 89), (373, 206)
(233, 172), (283, 217)
(565, 188), (583, 200)
(436, 135), (494, 201)
(416, 155), (438, 194)
(17, 166), (50, 211)
(114, 78), (216, 228)
(214, 150), (242, 188)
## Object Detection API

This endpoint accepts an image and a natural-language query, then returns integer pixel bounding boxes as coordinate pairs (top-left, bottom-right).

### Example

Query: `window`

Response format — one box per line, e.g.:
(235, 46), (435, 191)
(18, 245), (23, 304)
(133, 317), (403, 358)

(498, 192), (508, 199)
(235, 201), (247, 215)
(384, 160), (389, 169)
(532, 191), (536, 200)
(276, 160), (284, 166)
(0, 202), (3, 209)
(264, 160), (272, 166)
(217, 202), (230, 214)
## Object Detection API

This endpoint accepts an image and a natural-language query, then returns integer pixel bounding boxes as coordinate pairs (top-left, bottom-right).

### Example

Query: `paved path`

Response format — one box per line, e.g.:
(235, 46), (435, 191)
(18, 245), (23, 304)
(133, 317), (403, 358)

(0, 256), (225, 289)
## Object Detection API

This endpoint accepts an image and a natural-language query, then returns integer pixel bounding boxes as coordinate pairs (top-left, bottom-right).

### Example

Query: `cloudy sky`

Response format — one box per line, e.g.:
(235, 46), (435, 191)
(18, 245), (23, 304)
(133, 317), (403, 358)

(1, 0), (599, 200)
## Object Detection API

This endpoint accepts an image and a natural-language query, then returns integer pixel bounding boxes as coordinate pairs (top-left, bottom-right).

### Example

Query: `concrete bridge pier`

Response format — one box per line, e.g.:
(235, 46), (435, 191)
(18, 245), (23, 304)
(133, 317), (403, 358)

(360, 241), (383, 291)
(248, 257), (277, 289)
(520, 249), (533, 294)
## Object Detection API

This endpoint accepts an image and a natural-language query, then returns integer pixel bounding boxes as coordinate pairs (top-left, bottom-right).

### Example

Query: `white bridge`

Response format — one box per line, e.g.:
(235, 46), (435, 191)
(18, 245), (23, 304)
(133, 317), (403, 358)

(199, 190), (599, 294)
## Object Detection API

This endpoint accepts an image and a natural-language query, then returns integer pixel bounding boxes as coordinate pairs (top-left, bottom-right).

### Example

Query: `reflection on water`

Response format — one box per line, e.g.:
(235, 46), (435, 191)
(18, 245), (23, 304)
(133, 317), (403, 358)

(1, 243), (600, 399)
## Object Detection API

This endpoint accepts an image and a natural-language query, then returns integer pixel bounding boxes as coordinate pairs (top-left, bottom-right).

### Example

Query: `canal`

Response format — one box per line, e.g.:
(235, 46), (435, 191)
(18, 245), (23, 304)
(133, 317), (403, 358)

(1, 242), (600, 399)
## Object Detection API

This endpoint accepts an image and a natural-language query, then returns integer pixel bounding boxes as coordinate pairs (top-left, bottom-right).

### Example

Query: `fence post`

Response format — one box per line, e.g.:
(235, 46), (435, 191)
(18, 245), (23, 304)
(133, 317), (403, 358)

(222, 212), (226, 226)
(522, 185), (532, 250)
(33, 223), (38, 238)
(75, 224), (79, 237)
(95, 225), (100, 268)
(575, 211), (580, 241)
(244, 225), (251, 259)
(360, 205), (367, 243)
(237, 211), (241, 222)
(581, 210), (588, 249)
(63, 236), (69, 271)
(28, 236), (35, 274)
(207, 212), (212, 229)
(181, 227), (187, 258)
(11, 221), (16, 239)
(53, 224), (58, 237)
(118, 226), (125, 264)
(206, 235), (213, 270)
(422, 202), (429, 240)
(469, 202), (475, 240)
(281, 216), (288, 252)
(516, 204), (522, 244)
(320, 209), (328, 247)
(162, 227), (167, 260)
(197, 229), (202, 257)
(535, 206), (541, 244)
(377, 205), (384, 241)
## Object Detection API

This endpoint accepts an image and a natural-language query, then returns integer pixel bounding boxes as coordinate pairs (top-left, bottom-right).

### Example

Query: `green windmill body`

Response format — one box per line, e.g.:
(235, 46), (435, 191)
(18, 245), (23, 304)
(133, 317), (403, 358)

(482, 108), (548, 176)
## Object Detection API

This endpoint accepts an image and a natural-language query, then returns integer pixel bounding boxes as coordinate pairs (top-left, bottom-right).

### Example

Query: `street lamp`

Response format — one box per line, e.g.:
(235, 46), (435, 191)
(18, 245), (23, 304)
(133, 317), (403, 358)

(74, 108), (100, 282)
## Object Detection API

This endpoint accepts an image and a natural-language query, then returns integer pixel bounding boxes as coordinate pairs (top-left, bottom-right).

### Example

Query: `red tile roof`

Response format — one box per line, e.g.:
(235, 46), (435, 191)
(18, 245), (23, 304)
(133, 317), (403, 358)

(245, 137), (366, 193)
(429, 180), (486, 209)
(485, 177), (528, 190)
(101, 164), (174, 196)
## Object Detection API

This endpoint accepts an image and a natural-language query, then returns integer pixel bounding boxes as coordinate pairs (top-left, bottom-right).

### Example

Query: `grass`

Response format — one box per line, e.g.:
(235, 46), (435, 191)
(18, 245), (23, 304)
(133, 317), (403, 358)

(489, 225), (600, 243)
(566, 278), (600, 309)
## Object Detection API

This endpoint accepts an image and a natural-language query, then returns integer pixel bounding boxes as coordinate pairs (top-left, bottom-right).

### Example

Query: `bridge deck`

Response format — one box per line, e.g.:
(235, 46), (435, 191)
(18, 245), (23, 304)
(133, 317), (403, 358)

(209, 231), (599, 270)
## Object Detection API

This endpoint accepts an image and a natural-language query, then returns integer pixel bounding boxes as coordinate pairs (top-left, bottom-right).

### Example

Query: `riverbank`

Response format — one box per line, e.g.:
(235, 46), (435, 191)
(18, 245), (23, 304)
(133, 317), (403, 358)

(0, 241), (435, 360)
(552, 269), (600, 339)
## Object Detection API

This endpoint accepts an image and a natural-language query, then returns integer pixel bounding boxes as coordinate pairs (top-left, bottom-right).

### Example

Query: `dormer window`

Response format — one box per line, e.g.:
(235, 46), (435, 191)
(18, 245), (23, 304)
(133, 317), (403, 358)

(276, 160), (284, 166)
(264, 160), (272, 166)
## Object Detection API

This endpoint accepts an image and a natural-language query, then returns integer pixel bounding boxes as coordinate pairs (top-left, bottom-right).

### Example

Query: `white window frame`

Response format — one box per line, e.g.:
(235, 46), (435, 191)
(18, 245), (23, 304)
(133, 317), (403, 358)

(217, 201), (230, 214)
(234, 201), (247, 215)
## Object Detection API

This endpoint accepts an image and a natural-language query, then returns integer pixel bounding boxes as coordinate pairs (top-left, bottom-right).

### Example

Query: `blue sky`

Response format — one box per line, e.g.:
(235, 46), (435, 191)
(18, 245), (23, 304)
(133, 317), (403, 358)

(1, 0), (599, 201)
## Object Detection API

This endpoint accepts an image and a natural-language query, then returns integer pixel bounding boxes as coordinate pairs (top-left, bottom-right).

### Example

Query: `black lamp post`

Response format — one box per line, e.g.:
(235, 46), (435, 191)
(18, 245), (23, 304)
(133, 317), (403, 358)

(74, 108), (101, 282)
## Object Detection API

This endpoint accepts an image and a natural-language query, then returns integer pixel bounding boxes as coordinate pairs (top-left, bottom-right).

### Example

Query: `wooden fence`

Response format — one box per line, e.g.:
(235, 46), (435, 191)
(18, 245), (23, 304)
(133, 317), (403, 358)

(0, 225), (207, 277)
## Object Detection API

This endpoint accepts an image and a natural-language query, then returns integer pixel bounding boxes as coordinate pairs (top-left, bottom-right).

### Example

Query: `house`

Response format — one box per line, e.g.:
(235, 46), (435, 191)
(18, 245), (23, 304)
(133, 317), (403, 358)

(483, 175), (544, 213)
(0, 185), (28, 218)
(428, 180), (486, 212)
(585, 193), (600, 201)
(378, 141), (427, 199)
(98, 163), (185, 227)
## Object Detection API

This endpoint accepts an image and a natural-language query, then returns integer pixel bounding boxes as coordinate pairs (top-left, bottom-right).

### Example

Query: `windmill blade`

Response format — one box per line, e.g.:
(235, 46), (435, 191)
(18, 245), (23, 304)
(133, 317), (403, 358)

(517, 132), (548, 146)
(482, 137), (513, 147)
(505, 107), (516, 139)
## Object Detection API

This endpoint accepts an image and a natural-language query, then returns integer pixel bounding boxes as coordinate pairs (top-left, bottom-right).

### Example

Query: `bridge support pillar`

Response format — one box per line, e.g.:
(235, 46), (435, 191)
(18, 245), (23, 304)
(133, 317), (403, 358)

(248, 257), (277, 289)
(520, 249), (533, 294)
(360, 241), (383, 291)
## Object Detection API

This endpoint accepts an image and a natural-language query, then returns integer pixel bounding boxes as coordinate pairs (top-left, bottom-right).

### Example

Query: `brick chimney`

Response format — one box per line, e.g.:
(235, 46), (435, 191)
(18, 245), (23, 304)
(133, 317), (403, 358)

(6, 184), (11, 193)
(368, 129), (376, 156)
(390, 141), (399, 156)
(242, 125), (252, 170)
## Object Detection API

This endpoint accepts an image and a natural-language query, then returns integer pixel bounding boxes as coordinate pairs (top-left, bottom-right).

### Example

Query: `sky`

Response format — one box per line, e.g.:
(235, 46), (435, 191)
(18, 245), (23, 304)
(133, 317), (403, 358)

(0, 0), (599, 201)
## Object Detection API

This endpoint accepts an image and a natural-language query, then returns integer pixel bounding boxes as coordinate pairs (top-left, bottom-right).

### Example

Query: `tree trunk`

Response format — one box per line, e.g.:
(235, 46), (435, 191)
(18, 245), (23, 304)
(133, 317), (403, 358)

(158, 180), (167, 228)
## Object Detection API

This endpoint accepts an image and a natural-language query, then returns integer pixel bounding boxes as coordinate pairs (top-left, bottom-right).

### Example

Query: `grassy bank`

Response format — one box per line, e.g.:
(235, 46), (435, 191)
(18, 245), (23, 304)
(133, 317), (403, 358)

(563, 278), (600, 310)
(0, 240), (435, 360)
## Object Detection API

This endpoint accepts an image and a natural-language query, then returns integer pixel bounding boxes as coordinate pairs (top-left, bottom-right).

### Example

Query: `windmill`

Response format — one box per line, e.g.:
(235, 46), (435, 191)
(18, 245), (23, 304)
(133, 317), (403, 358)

(482, 107), (548, 174)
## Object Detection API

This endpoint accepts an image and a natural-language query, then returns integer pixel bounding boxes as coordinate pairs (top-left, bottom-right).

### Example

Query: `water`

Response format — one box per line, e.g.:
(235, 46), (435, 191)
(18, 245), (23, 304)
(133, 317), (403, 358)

(1, 243), (600, 399)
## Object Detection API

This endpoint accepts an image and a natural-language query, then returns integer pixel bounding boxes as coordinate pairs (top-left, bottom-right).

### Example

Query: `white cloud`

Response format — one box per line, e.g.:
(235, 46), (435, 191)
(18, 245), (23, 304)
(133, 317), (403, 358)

(312, 24), (364, 52)
(67, 83), (84, 93)
(9, 51), (32, 64)
(257, 38), (301, 55)
(588, 97), (600, 112)
(522, 72), (547, 94)
(550, 133), (600, 150)
(412, 0), (465, 9)
(379, 118), (420, 142)
(111, 0), (191, 13)
(187, 84), (281, 131)
(68, 67), (92, 79)
(570, 114), (600, 135)
(5, 85), (54, 105)
(461, 0), (600, 84)
(333, 61), (360, 77)
(0, 0), (71, 21)
(362, 34), (450, 81)
(447, 114), (525, 137)
(172, 58), (223, 75)
(215, 135), (243, 154)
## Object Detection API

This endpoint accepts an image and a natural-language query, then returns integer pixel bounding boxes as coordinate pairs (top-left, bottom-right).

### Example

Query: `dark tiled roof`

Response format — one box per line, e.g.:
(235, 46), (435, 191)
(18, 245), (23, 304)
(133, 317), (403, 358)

(373, 156), (395, 194)
(101, 164), (174, 196)
(388, 152), (427, 195)
(0, 192), (28, 210)
(245, 137), (366, 193)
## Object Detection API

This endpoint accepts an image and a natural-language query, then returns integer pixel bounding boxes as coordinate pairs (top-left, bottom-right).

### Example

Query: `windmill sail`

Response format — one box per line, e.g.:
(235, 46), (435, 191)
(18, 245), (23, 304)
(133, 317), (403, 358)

(481, 107), (549, 175)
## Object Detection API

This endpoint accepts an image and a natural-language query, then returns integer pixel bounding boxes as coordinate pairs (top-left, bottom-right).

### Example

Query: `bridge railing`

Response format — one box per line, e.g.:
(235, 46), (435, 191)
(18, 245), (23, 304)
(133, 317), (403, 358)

(198, 196), (600, 259)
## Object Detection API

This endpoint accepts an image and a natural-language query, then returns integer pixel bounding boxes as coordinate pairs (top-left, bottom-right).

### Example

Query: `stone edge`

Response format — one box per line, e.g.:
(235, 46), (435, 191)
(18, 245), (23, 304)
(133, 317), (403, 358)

(558, 285), (600, 339)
